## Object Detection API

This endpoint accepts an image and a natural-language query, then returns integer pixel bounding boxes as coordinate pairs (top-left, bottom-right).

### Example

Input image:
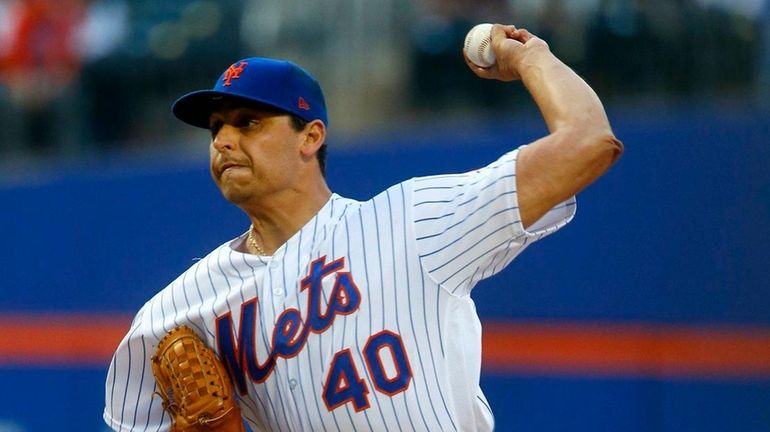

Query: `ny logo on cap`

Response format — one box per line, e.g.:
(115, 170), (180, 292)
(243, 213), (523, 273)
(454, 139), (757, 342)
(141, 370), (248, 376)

(222, 61), (248, 86)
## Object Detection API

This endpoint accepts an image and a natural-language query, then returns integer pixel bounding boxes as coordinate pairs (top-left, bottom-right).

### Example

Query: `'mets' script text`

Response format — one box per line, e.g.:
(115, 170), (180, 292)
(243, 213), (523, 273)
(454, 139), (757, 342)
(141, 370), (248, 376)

(215, 256), (362, 394)
(215, 255), (413, 413)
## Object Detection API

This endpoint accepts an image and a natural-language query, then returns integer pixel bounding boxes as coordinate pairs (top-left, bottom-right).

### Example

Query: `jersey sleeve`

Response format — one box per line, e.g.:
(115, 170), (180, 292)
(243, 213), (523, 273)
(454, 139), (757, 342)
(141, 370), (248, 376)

(412, 146), (575, 296)
(103, 304), (171, 431)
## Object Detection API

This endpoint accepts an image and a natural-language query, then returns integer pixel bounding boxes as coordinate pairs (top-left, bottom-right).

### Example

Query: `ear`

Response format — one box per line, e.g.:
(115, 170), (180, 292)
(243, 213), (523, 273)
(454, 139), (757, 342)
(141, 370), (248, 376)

(299, 120), (326, 158)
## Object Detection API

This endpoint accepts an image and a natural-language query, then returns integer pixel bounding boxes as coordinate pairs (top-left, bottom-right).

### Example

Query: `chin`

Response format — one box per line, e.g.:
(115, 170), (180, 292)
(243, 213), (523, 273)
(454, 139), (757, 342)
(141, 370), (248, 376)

(216, 182), (250, 204)
(221, 189), (251, 205)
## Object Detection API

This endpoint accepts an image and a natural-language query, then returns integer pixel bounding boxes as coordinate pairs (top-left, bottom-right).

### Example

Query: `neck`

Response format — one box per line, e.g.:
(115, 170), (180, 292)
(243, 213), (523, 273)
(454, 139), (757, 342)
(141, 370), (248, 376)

(241, 182), (332, 255)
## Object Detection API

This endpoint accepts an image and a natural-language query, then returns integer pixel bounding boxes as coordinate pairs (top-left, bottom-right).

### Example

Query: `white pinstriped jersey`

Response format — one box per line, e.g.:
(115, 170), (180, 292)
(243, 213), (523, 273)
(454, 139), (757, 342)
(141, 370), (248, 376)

(104, 146), (575, 431)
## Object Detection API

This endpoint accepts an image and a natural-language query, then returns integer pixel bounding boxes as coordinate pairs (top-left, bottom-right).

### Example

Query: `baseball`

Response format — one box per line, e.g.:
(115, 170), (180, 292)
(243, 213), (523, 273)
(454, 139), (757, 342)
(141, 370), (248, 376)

(464, 23), (496, 68)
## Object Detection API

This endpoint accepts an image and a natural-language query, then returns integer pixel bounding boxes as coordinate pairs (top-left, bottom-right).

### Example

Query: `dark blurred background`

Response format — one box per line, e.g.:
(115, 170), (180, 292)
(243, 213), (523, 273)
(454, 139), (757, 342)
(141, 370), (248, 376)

(0, 0), (766, 157)
(1, 1), (769, 431)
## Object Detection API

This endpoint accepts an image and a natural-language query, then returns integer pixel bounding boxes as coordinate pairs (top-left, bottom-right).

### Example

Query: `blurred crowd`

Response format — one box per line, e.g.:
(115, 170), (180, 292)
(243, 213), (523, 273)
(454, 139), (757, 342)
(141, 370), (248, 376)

(410, 0), (766, 110)
(0, 0), (767, 158)
(0, 0), (241, 156)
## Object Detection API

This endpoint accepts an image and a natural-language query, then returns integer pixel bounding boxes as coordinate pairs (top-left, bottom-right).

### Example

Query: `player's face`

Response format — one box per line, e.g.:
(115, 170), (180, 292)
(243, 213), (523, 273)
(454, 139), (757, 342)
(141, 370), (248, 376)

(208, 104), (304, 204)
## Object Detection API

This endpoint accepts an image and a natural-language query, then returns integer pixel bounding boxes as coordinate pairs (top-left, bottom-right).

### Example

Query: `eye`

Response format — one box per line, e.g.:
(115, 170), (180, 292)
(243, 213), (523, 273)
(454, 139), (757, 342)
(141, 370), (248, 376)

(240, 118), (260, 129)
(209, 120), (223, 139)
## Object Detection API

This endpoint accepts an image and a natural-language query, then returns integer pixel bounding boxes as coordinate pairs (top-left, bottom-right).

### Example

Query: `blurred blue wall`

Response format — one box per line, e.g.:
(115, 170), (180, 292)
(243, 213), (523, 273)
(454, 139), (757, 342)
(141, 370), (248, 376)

(1, 106), (768, 431)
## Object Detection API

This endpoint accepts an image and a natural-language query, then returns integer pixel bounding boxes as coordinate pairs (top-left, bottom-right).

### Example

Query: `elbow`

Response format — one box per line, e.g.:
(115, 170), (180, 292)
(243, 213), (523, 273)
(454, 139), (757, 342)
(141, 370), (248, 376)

(550, 127), (623, 185)
(598, 130), (624, 165)
(556, 117), (623, 165)
(576, 128), (623, 168)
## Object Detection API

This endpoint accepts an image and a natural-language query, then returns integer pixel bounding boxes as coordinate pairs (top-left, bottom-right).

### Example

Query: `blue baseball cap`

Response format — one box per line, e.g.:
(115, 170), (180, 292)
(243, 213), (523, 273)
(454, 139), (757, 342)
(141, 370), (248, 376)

(172, 57), (328, 128)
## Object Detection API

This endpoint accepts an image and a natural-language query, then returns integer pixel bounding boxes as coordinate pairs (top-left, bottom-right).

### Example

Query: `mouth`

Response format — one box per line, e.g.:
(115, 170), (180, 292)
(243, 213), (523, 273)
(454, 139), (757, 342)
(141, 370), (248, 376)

(218, 162), (246, 177)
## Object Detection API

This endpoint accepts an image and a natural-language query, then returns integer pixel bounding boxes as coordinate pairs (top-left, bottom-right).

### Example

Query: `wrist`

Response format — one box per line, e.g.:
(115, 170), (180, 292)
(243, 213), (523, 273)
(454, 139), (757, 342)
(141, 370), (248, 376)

(513, 44), (554, 77)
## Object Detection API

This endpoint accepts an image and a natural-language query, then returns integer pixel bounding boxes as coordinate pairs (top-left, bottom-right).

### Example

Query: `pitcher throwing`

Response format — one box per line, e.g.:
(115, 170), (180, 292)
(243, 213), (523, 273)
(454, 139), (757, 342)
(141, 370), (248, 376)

(104, 24), (622, 431)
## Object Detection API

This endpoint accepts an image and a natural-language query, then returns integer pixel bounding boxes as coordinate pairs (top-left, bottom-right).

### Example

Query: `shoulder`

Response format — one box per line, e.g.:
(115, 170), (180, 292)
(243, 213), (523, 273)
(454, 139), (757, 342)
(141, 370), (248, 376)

(139, 236), (243, 321)
(166, 237), (241, 289)
(323, 193), (365, 225)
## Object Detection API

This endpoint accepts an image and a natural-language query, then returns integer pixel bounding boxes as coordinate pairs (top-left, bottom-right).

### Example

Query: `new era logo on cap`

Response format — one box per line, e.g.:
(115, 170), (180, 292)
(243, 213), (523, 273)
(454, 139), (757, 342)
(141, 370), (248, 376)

(223, 61), (248, 86)
(298, 97), (310, 111)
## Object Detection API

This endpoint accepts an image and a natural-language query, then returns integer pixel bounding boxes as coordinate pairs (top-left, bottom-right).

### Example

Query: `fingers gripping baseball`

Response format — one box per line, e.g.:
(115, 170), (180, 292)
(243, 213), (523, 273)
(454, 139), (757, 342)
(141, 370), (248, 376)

(464, 24), (549, 82)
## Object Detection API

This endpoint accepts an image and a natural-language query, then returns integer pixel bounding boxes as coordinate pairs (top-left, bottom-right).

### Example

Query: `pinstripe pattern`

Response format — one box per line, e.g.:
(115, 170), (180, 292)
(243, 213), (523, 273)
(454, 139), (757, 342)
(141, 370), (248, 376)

(104, 147), (574, 431)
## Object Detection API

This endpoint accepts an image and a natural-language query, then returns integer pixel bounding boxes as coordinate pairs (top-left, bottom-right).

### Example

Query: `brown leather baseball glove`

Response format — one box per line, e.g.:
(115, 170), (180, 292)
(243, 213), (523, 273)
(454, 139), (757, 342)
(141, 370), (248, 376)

(151, 325), (245, 431)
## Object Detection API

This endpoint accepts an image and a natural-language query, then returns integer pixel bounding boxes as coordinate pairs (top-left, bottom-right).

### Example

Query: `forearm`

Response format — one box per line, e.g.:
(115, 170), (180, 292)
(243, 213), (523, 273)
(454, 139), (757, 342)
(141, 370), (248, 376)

(511, 44), (623, 227)
(518, 47), (611, 135)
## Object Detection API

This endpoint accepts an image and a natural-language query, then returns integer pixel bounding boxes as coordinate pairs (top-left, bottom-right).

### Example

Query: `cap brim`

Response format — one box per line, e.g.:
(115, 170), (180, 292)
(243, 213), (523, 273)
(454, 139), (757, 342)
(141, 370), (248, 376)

(171, 90), (292, 129)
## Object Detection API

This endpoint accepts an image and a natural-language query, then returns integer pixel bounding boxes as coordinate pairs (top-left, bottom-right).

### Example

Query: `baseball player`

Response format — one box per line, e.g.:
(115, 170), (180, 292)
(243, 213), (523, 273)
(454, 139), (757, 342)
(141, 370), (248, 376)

(105, 24), (622, 431)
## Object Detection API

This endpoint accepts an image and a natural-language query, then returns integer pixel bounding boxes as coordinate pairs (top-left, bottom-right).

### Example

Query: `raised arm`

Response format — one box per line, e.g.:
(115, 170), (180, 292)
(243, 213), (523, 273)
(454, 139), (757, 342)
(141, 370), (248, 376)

(465, 25), (623, 229)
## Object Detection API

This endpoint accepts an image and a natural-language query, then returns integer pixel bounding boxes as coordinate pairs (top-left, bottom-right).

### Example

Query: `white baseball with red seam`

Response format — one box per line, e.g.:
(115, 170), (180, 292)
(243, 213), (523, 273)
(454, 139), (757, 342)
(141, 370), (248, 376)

(464, 23), (496, 68)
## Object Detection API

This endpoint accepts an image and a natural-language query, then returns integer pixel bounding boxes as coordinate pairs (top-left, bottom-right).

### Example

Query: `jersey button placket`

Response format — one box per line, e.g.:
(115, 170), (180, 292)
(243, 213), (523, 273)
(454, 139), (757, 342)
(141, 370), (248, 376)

(289, 378), (298, 390)
(270, 259), (283, 297)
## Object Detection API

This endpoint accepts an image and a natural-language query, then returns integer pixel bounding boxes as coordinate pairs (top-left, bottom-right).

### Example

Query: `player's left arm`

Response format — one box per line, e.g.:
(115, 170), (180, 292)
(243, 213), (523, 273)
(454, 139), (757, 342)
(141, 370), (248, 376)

(466, 25), (623, 229)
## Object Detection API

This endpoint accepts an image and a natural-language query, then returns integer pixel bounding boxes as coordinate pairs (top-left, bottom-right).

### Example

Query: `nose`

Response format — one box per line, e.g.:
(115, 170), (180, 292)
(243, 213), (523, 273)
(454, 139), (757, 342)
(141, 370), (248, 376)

(212, 124), (239, 152)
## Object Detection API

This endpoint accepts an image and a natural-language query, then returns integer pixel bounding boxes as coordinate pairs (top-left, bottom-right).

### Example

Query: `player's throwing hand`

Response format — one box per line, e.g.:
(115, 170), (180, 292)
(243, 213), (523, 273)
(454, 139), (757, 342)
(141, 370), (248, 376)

(464, 24), (550, 82)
